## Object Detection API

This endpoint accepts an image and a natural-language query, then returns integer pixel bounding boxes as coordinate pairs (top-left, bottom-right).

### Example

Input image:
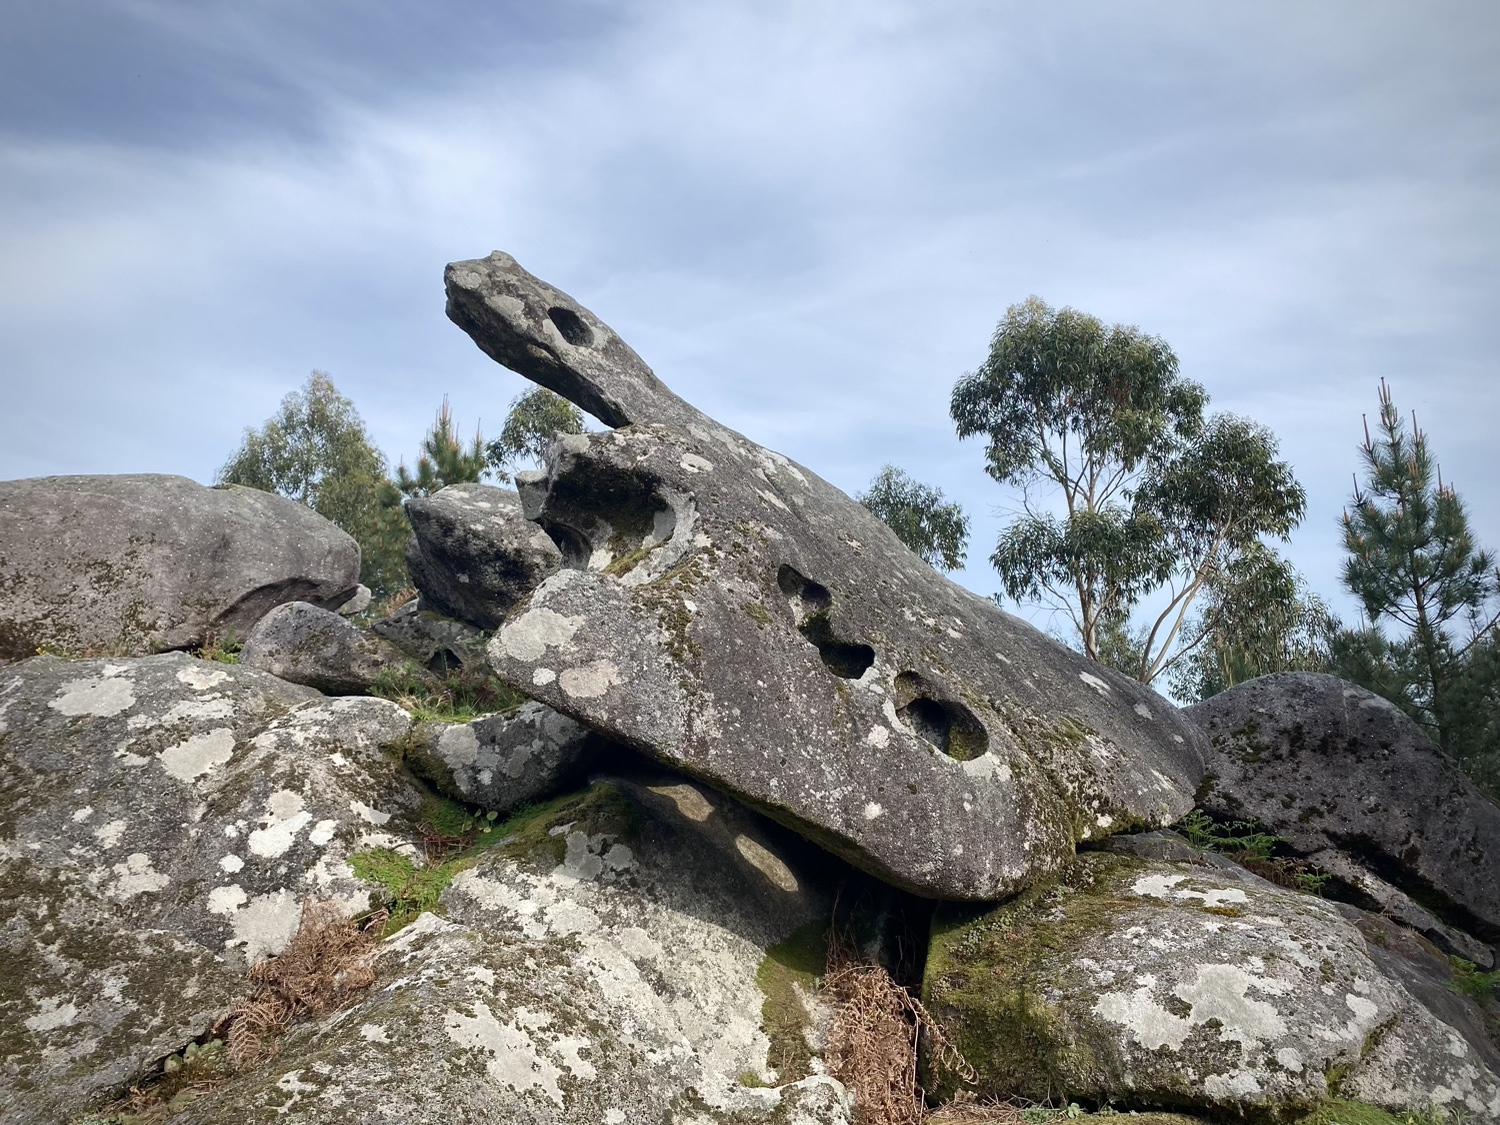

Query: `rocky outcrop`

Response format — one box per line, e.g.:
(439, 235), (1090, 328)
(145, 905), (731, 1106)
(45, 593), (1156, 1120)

(1187, 672), (1500, 961)
(371, 596), (488, 671)
(0, 654), (423, 1124)
(922, 849), (1500, 1121)
(405, 482), (563, 630)
(156, 775), (853, 1124)
(240, 600), (406, 695)
(445, 251), (1208, 901)
(403, 700), (599, 814)
(0, 474), (361, 664)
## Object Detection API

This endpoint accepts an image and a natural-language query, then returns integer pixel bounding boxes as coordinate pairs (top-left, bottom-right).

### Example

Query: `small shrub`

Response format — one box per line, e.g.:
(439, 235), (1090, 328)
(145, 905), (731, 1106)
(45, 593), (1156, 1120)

(369, 660), (523, 723)
(1177, 809), (1329, 894)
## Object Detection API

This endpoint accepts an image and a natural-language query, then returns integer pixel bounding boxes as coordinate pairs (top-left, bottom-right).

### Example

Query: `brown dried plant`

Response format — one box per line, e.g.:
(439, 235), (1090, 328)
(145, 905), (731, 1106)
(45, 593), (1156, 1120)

(821, 933), (975, 1125)
(216, 899), (378, 1067)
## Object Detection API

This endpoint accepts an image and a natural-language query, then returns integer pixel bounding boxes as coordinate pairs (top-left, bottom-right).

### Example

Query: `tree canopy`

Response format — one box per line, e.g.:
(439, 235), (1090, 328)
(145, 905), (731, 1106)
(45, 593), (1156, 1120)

(485, 387), (585, 482)
(386, 396), (489, 502)
(217, 372), (408, 598)
(1334, 378), (1499, 786)
(858, 465), (970, 571)
(952, 296), (1306, 684)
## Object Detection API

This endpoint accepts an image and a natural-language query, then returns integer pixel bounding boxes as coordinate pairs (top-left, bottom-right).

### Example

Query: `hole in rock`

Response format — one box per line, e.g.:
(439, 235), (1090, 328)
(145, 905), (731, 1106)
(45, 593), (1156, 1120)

(543, 464), (672, 574)
(894, 672), (989, 761)
(777, 564), (874, 679)
(547, 305), (594, 347)
(427, 648), (462, 674)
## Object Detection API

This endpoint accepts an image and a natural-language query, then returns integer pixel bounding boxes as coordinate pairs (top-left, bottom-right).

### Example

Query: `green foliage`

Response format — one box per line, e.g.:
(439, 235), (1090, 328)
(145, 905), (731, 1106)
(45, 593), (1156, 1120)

(369, 659), (524, 723)
(485, 386), (585, 482)
(1446, 956), (1500, 1004)
(951, 298), (1306, 685)
(1334, 379), (1500, 792)
(755, 921), (828, 1081)
(194, 630), (243, 665)
(217, 372), (409, 599)
(385, 396), (489, 503)
(857, 464), (971, 571)
(1170, 543), (1338, 703)
(1177, 809), (1330, 894)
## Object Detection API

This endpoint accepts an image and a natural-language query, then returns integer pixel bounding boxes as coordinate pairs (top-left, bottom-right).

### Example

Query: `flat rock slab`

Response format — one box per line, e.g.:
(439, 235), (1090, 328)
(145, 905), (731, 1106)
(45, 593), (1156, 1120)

(0, 474), (361, 664)
(171, 776), (852, 1124)
(404, 700), (597, 814)
(241, 600), (407, 695)
(0, 653), (423, 1124)
(1187, 672), (1500, 954)
(405, 482), (562, 630)
(446, 251), (1207, 901)
(922, 850), (1500, 1121)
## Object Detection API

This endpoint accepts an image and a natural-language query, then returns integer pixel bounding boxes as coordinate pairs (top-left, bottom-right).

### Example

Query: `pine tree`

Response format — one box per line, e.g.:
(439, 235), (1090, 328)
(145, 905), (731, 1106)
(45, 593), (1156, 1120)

(1337, 379), (1500, 763)
(386, 397), (489, 502)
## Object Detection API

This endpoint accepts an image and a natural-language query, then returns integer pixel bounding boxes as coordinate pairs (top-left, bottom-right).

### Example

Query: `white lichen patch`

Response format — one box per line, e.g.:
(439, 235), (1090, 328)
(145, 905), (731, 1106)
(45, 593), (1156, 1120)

(49, 674), (136, 718)
(158, 727), (236, 782)
(248, 790), (313, 858)
(176, 665), (231, 690)
(351, 800), (392, 826)
(443, 1000), (593, 1106)
(226, 888), (301, 962)
(24, 995), (80, 1033)
(1078, 672), (1112, 696)
(207, 884), (249, 917)
(93, 819), (127, 848)
(559, 660), (622, 699)
(107, 852), (170, 899)
(500, 607), (584, 662)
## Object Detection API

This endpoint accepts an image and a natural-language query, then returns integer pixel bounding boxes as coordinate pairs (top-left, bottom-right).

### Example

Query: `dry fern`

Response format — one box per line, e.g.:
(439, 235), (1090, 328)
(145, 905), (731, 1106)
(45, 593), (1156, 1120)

(216, 899), (378, 1067)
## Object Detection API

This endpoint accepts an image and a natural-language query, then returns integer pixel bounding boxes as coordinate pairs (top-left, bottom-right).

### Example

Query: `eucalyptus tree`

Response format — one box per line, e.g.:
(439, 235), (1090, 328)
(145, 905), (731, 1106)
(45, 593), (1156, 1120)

(858, 464), (970, 571)
(484, 387), (585, 483)
(951, 296), (1306, 685)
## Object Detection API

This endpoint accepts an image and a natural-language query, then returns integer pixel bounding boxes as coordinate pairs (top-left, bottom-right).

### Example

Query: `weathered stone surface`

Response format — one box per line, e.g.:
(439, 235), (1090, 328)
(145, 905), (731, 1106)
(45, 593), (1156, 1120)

(0, 474), (361, 664)
(406, 483), (563, 630)
(336, 583), (372, 616)
(0, 653), (422, 1124)
(172, 775), (852, 1124)
(240, 600), (406, 695)
(923, 850), (1500, 1121)
(372, 597), (489, 671)
(1187, 672), (1500, 959)
(445, 251), (1207, 901)
(404, 700), (598, 814)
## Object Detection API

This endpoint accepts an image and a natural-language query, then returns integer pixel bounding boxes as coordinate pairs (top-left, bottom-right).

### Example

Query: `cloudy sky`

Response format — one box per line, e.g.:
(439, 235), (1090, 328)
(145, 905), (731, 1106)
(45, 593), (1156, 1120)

(3, 0), (1496, 636)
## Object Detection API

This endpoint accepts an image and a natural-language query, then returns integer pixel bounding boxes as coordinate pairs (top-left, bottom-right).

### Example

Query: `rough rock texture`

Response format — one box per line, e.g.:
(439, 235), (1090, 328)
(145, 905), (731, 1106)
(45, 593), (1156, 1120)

(0, 653), (423, 1124)
(444, 251), (1208, 901)
(240, 600), (407, 695)
(406, 483), (563, 630)
(404, 700), (599, 814)
(336, 583), (372, 616)
(1187, 672), (1500, 960)
(372, 597), (489, 671)
(171, 775), (852, 1124)
(922, 850), (1500, 1121)
(0, 474), (361, 664)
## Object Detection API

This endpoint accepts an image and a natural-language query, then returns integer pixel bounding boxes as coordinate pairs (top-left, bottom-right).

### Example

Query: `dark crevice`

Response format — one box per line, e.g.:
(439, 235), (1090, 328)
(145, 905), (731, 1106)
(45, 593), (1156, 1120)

(894, 672), (989, 761)
(547, 305), (594, 347)
(777, 564), (875, 679)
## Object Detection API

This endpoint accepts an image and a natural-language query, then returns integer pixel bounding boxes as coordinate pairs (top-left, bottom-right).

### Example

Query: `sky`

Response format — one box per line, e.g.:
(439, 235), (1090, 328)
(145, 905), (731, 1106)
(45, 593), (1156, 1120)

(2, 0), (1497, 641)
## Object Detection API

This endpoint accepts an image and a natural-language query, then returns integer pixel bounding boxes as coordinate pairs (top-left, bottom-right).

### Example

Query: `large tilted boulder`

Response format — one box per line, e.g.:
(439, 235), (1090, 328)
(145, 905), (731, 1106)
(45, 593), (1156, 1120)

(443, 251), (1208, 901)
(1187, 673), (1500, 961)
(167, 775), (853, 1124)
(922, 849), (1500, 1121)
(402, 700), (599, 814)
(0, 653), (423, 1124)
(405, 482), (563, 629)
(0, 474), (361, 664)
(240, 600), (407, 695)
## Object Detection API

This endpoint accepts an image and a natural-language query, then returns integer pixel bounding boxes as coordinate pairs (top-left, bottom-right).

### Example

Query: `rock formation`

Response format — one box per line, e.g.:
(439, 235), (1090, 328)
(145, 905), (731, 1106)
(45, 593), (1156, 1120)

(1188, 672), (1500, 967)
(405, 482), (563, 630)
(240, 600), (406, 695)
(0, 474), (361, 664)
(446, 251), (1209, 901)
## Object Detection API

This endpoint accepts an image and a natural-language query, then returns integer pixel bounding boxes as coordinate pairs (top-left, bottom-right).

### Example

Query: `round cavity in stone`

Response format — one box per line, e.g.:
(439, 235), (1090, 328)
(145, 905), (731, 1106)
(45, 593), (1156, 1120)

(547, 306), (594, 347)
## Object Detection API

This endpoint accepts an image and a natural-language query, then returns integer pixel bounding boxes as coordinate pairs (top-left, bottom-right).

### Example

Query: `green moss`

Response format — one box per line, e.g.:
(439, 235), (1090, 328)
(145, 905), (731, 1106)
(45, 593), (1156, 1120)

(922, 853), (1152, 1103)
(753, 921), (827, 1081)
(741, 601), (773, 628)
(493, 783), (643, 870)
(1294, 1100), (1424, 1125)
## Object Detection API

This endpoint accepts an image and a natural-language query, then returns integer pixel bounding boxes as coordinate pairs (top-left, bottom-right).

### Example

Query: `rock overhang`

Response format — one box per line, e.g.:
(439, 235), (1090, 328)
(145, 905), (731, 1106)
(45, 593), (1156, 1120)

(447, 251), (1210, 902)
